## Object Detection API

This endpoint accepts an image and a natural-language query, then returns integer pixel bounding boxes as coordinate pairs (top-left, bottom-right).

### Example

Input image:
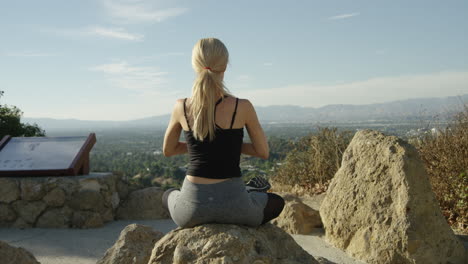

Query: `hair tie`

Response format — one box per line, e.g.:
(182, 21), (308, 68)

(203, 67), (211, 70)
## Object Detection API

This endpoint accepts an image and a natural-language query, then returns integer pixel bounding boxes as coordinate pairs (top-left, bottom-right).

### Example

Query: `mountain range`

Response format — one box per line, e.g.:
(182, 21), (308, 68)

(23, 94), (467, 131)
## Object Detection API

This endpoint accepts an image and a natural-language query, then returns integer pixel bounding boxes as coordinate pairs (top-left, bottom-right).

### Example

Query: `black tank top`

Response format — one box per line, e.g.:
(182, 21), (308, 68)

(183, 97), (243, 179)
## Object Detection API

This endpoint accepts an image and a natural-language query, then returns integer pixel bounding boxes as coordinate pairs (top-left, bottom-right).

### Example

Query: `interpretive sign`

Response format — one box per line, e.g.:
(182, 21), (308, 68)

(0, 133), (96, 176)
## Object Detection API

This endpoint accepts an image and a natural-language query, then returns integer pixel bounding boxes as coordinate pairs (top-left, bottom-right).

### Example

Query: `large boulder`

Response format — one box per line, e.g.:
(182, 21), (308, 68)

(116, 187), (168, 220)
(271, 193), (322, 234)
(0, 240), (39, 264)
(320, 130), (467, 264)
(148, 223), (318, 264)
(98, 224), (164, 264)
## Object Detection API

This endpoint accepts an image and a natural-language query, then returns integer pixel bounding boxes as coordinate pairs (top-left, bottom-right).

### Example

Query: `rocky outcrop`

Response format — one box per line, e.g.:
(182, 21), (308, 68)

(116, 187), (168, 220)
(0, 240), (39, 264)
(271, 193), (322, 234)
(97, 224), (164, 264)
(0, 173), (126, 228)
(148, 223), (318, 264)
(320, 130), (467, 264)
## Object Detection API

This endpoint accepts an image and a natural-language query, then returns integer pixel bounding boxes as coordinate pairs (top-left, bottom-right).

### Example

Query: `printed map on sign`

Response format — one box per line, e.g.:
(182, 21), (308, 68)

(0, 136), (87, 171)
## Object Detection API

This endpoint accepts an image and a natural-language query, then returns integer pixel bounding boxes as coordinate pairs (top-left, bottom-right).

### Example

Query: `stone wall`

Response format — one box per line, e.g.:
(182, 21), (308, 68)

(0, 173), (129, 228)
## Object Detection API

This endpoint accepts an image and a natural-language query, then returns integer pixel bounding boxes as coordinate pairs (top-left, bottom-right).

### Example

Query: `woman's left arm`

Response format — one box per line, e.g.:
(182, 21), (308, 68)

(163, 100), (188, 157)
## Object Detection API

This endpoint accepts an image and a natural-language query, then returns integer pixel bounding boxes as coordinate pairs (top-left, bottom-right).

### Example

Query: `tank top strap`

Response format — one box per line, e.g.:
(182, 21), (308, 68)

(214, 95), (228, 122)
(215, 96), (225, 107)
(230, 98), (239, 129)
(183, 98), (191, 131)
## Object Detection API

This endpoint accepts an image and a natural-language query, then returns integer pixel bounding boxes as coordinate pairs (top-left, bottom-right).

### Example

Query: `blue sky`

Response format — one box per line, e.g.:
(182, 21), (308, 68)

(1, 0), (467, 120)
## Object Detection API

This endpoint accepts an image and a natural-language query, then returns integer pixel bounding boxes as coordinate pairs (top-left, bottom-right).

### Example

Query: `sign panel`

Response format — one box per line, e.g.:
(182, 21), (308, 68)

(0, 133), (96, 176)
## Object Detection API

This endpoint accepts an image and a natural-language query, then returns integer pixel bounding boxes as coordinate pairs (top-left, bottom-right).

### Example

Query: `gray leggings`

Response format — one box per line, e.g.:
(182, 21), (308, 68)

(167, 177), (269, 228)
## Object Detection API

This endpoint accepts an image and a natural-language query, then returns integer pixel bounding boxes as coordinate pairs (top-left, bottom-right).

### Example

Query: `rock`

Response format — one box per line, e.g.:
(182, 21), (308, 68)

(20, 179), (46, 201)
(79, 178), (101, 191)
(0, 178), (20, 203)
(148, 223), (318, 264)
(68, 189), (105, 212)
(51, 177), (78, 196)
(101, 208), (114, 223)
(116, 187), (168, 220)
(270, 181), (311, 197)
(42, 188), (66, 207)
(272, 194), (322, 234)
(11, 200), (46, 224)
(316, 257), (337, 264)
(12, 218), (31, 229)
(71, 210), (103, 228)
(111, 192), (120, 209)
(116, 179), (130, 200)
(97, 224), (164, 264)
(36, 207), (72, 228)
(0, 203), (16, 222)
(320, 130), (467, 264)
(0, 240), (40, 264)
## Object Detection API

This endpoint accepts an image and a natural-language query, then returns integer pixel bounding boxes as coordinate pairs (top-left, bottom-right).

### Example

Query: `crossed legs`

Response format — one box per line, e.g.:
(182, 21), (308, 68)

(162, 187), (284, 225)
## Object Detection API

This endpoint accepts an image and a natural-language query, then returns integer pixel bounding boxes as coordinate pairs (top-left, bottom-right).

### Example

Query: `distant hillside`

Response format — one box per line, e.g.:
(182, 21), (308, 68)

(23, 94), (467, 131)
(256, 94), (468, 122)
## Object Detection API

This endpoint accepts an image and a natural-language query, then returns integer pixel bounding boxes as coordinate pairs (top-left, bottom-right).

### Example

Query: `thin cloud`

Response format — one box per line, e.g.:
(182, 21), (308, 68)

(329, 12), (360, 20)
(263, 62), (273, 66)
(102, 0), (188, 23)
(237, 75), (251, 81)
(42, 26), (143, 41)
(237, 71), (468, 107)
(4, 52), (58, 57)
(90, 61), (169, 91)
(88, 26), (143, 41)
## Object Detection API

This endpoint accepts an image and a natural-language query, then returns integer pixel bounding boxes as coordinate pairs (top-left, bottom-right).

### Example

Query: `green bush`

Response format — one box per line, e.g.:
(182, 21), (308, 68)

(0, 91), (45, 138)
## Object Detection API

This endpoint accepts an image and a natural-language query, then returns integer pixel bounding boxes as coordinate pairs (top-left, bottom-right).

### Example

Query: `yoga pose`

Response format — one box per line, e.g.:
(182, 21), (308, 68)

(162, 38), (284, 228)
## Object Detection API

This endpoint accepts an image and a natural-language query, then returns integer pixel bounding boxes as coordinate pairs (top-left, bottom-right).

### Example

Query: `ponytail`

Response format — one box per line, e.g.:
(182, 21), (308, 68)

(189, 38), (231, 141)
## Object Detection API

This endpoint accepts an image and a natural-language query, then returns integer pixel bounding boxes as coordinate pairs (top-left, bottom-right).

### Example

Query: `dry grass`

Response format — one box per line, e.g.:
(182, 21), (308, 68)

(271, 127), (353, 194)
(413, 105), (468, 232)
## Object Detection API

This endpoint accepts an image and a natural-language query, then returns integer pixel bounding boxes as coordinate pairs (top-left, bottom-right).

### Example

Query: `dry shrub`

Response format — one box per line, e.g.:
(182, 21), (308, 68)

(271, 127), (353, 194)
(414, 105), (468, 231)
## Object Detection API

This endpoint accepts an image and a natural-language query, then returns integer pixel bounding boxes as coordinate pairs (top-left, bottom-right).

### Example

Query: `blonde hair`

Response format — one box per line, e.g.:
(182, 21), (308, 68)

(189, 38), (231, 141)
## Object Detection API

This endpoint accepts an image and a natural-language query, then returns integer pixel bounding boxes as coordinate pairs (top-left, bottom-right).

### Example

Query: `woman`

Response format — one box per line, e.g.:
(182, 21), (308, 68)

(162, 38), (284, 228)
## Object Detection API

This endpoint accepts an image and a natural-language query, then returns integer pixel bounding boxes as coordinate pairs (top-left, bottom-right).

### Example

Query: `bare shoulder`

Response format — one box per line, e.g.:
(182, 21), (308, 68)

(235, 98), (257, 123)
(170, 98), (187, 119)
(238, 98), (256, 112)
(237, 98), (254, 110)
(175, 98), (186, 105)
(173, 98), (187, 109)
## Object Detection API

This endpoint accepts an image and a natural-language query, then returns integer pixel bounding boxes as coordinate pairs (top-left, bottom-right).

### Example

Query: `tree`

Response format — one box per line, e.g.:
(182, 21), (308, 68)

(0, 91), (45, 138)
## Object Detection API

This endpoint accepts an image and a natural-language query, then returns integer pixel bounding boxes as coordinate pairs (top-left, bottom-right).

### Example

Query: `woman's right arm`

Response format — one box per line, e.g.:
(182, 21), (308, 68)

(163, 99), (188, 157)
(241, 100), (269, 159)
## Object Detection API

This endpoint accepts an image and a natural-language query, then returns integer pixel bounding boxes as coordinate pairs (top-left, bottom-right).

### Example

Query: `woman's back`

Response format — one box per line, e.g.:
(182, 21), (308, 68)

(183, 96), (244, 179)
(182, 96), (244, 131)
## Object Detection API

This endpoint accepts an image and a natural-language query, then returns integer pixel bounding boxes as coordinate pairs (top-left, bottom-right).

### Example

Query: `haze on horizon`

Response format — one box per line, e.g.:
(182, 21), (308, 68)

(1, 0), (467, 121)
